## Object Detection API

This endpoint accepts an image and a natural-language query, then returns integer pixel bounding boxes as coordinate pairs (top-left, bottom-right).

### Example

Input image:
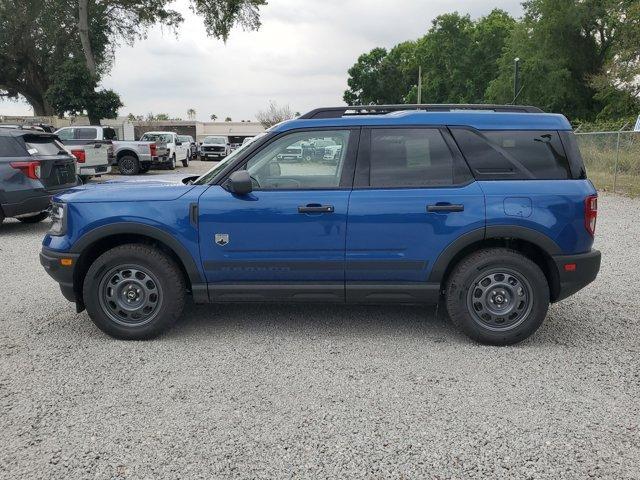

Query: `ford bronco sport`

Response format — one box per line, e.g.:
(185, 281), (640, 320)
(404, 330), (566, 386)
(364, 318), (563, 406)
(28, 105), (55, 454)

(40, 104), (601, 345)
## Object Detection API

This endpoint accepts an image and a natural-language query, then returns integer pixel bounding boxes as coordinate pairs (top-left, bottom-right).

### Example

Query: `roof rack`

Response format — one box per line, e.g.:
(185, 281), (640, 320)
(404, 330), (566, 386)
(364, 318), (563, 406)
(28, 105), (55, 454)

(299, 104), (544, 119)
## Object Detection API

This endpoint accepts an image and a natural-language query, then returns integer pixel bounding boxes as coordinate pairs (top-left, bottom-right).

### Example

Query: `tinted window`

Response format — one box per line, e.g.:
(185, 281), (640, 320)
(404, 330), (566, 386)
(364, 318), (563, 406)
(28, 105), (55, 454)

(451, 129), (571, 180)
(75, 128), (97, 140)
(246, 130), (350, 190)
(103, 128), (118, 140)
(24, 136), (67, 156)
(369, 129), (456, 187)
(0, 137), (25, 157)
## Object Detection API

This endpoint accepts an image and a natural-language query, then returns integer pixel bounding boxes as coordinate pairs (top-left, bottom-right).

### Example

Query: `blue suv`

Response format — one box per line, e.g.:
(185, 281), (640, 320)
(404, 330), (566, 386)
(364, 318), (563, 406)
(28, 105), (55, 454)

(40, 104), (601, 345)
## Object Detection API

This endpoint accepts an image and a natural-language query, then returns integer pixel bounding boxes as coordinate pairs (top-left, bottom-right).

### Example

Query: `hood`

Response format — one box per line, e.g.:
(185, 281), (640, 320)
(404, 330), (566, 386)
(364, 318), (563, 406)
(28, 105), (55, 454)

(53, 174), (198, 203)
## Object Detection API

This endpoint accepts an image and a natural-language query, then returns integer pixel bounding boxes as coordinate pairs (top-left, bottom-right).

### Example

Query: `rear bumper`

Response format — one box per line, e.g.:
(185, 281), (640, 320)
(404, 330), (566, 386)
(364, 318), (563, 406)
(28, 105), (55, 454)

(552, 249), (601, 302)
(151, 155), (169, 166)
(79, 164), (111, 176)
(1, 183), (75, 217)
(40, 247), (80, 303)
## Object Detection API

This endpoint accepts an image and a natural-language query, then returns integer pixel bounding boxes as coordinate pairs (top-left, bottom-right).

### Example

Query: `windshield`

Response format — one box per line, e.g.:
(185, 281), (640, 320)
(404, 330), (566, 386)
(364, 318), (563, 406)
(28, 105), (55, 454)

(141, 133), (172, 143)
(203, 136), (226, 144)
(193, 133), (266, 185)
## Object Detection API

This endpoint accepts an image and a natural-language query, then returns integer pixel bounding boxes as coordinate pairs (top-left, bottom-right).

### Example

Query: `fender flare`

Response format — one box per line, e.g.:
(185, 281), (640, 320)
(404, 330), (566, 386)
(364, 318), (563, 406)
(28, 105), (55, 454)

(71, 222), (204, 284)
(428, 225), (562, 283)
(116, 149), (139, 161)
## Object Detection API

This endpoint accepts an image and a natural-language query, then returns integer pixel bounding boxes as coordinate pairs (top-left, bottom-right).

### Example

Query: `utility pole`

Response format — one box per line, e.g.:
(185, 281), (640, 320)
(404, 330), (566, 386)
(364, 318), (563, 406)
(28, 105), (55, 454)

(513, 58), (520, 104)
(417, 66), (422, 105)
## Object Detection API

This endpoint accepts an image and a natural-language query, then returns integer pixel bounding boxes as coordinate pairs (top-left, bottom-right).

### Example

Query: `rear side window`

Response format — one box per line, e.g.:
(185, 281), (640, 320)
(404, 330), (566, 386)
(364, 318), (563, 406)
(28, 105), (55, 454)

(103, 128), (118, 140)
(451, 129), (571, 180)
(369, 128), (457, 187)
(75, 128), (97, 140)
(24, 136), (67, 156)
(0, 137), (26, 157)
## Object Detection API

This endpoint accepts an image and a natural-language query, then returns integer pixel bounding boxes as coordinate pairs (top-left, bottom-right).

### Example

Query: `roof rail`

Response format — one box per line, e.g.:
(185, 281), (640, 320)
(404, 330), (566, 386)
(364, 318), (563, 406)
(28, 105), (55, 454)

(299, 104), (544, 119)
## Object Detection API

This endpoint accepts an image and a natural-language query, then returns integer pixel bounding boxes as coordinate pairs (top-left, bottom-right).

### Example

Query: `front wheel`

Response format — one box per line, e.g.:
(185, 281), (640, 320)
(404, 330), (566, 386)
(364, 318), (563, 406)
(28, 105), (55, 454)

(445, 248), (549, 345)
(83, 244), (186, 339)
(169, 154), (176, 170)
(182, 155), (189, 167)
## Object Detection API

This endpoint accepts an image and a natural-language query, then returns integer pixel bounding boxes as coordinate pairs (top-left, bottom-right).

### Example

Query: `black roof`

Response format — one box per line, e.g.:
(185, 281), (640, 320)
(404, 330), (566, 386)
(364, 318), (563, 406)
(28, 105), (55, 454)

(0, 127), (56, 138)
(299, 104), (544, 119)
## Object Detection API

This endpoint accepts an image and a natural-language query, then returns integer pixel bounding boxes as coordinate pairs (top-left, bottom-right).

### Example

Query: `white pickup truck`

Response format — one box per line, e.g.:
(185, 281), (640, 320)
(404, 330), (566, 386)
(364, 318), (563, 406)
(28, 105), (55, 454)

(200, 135), (230, 160)
(55, 126), (169, 175)
(139, 131), (190, 168)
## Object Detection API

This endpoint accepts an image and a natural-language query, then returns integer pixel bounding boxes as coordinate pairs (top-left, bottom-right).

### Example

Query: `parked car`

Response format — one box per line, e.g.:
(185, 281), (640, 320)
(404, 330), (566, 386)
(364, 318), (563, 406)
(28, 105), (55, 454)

(1, 129), (77, 226)
(55, 126), (168, 175)
(178, 135), (197, 161)
(140, 131), (189, 168)
(200, 136), (230, 160)
(40, 104), (601, 345)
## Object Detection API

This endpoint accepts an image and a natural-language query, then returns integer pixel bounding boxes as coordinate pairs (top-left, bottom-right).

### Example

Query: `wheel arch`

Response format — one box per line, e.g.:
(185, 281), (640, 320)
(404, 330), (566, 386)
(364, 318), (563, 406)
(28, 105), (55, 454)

(430, 226), (562, 302)
(116, 149), (139, 161)
(71, 223), (203, 304)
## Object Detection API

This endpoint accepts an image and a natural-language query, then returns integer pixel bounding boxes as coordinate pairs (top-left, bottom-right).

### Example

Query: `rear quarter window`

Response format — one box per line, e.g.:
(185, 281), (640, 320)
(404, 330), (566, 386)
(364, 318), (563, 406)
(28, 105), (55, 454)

(0, 137), (26, 157)
(451, 129), (572, 180)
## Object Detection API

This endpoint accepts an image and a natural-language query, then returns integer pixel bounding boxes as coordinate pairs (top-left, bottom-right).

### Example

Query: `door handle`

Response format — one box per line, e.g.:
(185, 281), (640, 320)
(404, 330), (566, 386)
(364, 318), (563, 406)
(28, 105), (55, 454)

(427, 203), (464, 212)
(298, 204), (335, 213)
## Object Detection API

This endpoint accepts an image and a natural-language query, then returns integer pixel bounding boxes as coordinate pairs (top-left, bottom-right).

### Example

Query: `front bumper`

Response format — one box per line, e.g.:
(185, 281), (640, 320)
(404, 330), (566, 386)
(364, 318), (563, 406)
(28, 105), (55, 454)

(552, 249), (601, 302)
(40, 247), (80, 304)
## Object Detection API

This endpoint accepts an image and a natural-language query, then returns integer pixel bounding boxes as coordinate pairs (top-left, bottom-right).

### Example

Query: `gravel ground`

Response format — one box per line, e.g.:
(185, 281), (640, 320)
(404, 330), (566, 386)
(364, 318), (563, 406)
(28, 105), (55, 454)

(0, 188), (638, 479)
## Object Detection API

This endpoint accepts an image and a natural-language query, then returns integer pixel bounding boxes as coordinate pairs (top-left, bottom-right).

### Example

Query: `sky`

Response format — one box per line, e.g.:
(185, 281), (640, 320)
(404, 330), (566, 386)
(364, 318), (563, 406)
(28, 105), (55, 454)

(1, 0), (524, 121)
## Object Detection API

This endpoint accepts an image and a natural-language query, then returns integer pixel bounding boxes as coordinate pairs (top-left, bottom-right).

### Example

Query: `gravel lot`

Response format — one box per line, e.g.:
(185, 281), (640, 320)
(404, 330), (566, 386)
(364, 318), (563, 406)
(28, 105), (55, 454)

(1, 176), (638, 478)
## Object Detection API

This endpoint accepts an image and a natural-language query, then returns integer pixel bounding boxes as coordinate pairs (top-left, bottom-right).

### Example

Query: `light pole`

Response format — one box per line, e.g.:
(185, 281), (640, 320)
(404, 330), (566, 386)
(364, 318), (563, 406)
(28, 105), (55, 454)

(513, 57), (521, 104)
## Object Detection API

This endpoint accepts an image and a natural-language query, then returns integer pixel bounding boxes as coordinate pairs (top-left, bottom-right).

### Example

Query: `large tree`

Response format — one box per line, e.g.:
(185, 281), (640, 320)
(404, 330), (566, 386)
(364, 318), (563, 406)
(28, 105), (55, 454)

(486, 0), (640, 119)
(1, 0), (266, 122)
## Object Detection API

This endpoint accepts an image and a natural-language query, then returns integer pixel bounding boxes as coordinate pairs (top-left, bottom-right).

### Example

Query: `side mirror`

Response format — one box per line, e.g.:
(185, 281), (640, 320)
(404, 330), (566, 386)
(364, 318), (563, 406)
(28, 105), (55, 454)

(225, 170), (252, 195)
(175, 141), (182, 146)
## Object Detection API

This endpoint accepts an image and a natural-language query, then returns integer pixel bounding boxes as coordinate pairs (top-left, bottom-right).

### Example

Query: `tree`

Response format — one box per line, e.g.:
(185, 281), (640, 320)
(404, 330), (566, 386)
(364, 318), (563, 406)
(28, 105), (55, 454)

(187, 108), (196, 120)
(1, 0), (266, 119)
(256, 101), (295, 128)
(44, 60), (122, 123)
(343, 47), (389, 105)
(210, 114), (218, 121)
(224, 117), (232, 122)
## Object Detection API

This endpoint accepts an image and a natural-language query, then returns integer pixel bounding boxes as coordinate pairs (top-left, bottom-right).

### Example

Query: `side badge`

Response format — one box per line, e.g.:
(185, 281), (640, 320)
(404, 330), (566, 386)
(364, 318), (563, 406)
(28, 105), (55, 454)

(215, 234), (229, 246)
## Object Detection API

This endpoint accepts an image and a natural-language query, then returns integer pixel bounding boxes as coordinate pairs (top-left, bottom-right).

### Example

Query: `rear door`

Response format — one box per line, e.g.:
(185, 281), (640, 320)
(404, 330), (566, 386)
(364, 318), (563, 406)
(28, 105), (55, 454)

(197, 128), (358, 302)
(345, 127), (485, 302)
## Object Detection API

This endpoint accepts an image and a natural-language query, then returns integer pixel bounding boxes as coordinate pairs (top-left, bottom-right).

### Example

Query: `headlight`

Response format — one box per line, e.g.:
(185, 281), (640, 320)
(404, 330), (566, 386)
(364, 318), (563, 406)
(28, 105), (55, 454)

(49, 202), (67, 236)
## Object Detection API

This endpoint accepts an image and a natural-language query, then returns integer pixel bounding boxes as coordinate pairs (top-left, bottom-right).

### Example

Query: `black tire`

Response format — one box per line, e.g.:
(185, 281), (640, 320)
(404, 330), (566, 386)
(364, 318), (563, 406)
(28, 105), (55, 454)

(79, 175), (91, 183)
(83, 244), (186, 340)
(0, 207), (5, 226)
(139, 164), (151, 174)
(119, 155), (140, 175)
(17, 211), (49, 223)
(445, 248), (549, 346)
(182, 156), (189, 167)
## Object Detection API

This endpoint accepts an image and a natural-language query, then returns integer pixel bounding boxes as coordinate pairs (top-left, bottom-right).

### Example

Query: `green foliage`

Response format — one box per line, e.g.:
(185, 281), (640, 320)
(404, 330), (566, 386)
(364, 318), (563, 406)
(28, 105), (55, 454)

(45, 59), (122, 123)
(345, 3), (640, 121)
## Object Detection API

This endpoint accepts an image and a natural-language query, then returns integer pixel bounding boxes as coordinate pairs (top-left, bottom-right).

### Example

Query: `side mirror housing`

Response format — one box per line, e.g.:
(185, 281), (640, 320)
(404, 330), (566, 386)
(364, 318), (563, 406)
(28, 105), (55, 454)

(225, 170), (252, 195)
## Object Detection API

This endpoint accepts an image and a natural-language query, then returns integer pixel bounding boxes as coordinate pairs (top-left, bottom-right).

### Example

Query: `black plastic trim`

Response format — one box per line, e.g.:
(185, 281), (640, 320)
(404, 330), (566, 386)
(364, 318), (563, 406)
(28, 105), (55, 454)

(552, 249), (601, 302)
(346, 282), (440, 304)
(208, 283), (344, 302)
(485, 225), (562, 255)
(70, 223), (204, 284)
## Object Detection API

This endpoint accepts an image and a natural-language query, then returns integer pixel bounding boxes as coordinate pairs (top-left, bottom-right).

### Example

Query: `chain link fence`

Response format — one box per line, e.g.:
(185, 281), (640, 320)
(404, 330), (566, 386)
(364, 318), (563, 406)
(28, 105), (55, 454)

(576, 131), (640, 196)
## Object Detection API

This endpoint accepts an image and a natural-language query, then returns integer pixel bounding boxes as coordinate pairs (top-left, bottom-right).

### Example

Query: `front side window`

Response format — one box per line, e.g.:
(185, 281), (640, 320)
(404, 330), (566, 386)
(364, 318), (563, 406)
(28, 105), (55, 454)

(369, 128), (456, 187)
(245, 130), (350, 190)
(55, 128), (73, 141)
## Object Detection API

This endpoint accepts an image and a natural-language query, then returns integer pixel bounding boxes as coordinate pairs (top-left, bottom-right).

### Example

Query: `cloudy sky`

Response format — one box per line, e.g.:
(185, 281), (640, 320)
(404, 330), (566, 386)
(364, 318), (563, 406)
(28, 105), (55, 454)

(1, 0), (523, 121)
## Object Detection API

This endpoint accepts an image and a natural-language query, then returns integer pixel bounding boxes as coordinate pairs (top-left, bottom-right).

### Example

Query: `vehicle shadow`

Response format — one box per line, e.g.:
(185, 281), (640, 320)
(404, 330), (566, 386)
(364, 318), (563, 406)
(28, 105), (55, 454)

(167, 301), (465, 344)
(0, 219), (51, 235)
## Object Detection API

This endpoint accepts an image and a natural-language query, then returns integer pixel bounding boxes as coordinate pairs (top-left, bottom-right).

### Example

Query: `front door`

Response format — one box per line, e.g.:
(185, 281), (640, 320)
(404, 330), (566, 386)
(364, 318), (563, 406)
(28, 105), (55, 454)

(198, 128), (358, 302)
(345, 127), (485, 302)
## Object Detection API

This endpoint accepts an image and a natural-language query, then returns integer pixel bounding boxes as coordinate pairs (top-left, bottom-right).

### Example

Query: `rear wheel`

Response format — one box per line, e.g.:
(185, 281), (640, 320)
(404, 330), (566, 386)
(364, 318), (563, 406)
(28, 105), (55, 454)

(119, 155), (140, 175)
(445, 248), (549, 345)
(83, 244), (185, 339)
(169, 154), (176, 170)
(182, 155), (189, 167)
(17, 211), (49, 223)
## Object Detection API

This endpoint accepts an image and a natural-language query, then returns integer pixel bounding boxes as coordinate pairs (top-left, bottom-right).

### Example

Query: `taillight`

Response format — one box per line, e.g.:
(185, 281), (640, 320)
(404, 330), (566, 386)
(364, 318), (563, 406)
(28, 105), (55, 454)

(585, 195), (598, 236)
(150, 143), (157, 156)
(10, 161), (41, 179)
(71, 149), (86, 163)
